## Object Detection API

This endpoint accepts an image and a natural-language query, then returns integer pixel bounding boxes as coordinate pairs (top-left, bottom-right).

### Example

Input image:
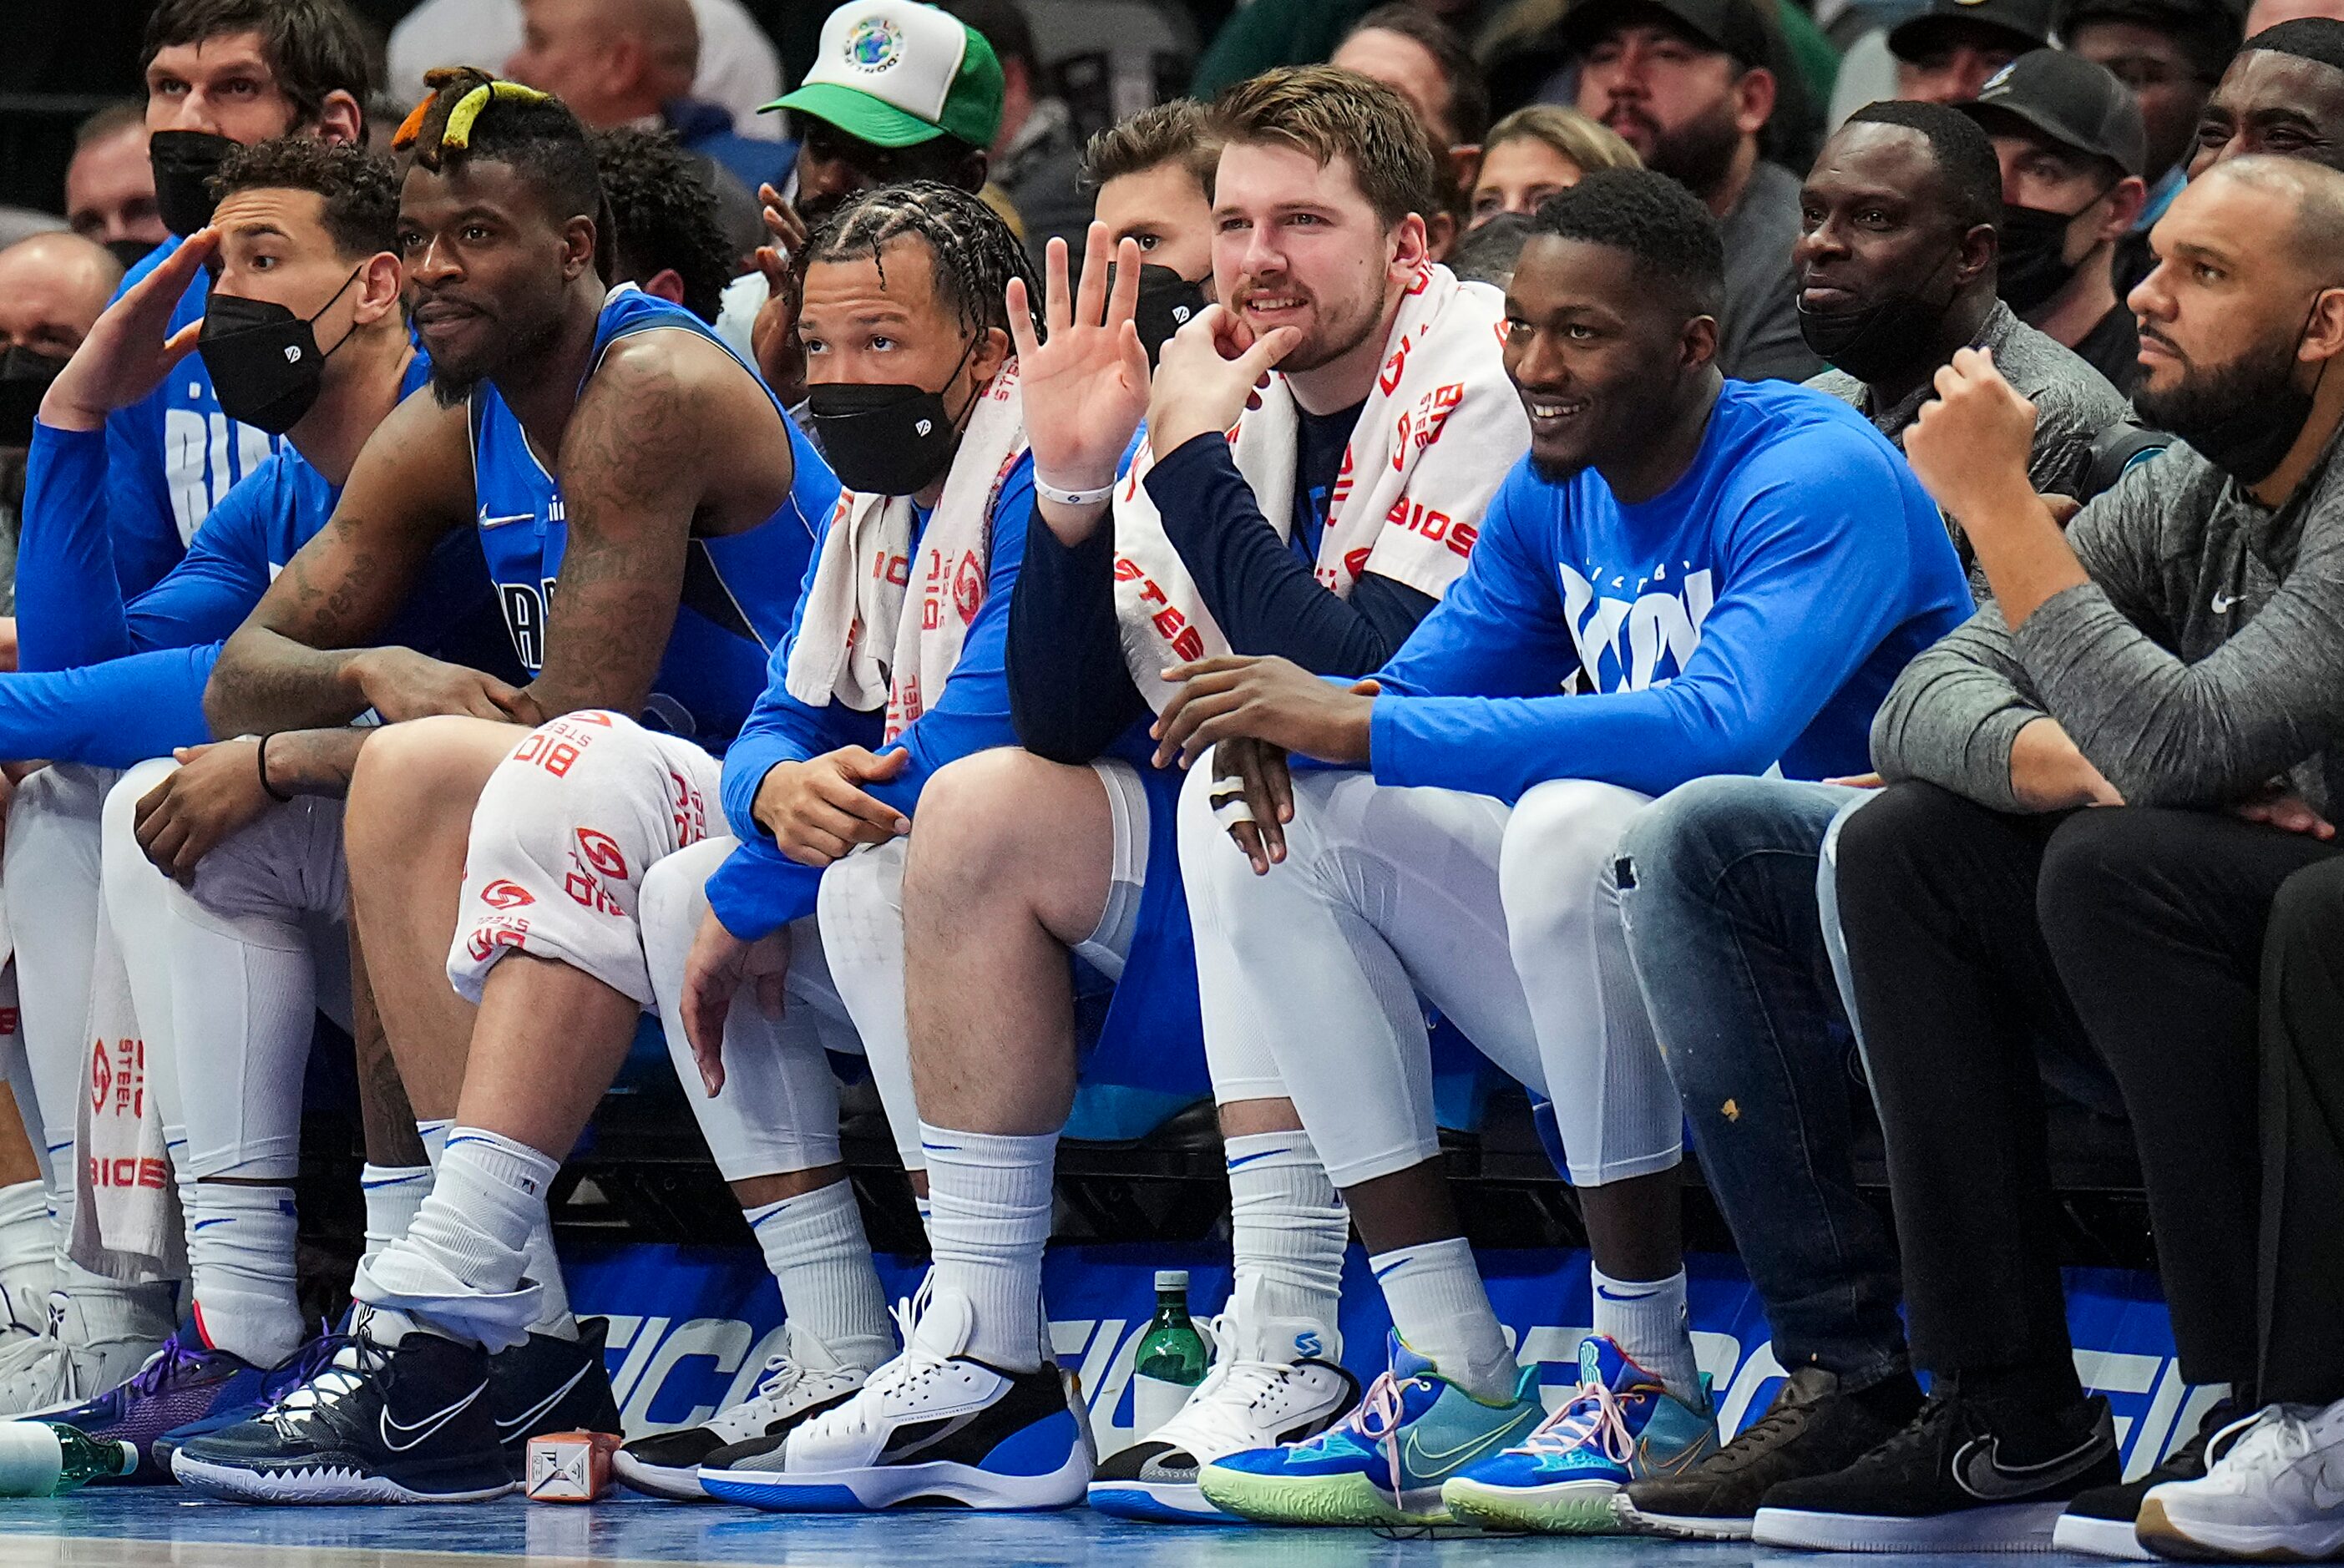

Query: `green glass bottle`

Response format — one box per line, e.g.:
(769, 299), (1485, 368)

(0, 1421), (138, 1496)
(1130, 1269), (1210, 1440)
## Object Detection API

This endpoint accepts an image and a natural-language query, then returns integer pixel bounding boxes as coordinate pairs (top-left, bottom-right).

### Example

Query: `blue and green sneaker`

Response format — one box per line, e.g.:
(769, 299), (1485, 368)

(1442, 1334), (1720, 1534)
(1195, 1333), (1543, 1526)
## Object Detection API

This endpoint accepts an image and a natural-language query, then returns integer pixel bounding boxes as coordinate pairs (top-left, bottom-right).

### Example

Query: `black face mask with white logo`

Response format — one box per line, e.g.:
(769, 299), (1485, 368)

(198, 266), (363, 435)
(0, 346), (67, 447)
(805, 334), (982, 495)
(149, 129), (239, 237)
(1131, 264), (1209, 367)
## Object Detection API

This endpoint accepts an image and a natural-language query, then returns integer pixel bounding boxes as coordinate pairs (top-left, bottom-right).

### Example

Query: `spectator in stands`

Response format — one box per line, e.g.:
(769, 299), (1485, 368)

(1605, 100), (2133, 1545)
(1332, 5), (1492, 256)
(1961, 50), (2151, 393)
(1077, 99), (1219, 358)
(1192, 0), (1499, 99)
(116, 0), (370, 600)
(743, 68), (1526, 1523)
(2061, 0), (2245, 291)
(157, 70), (833, 1502)
(1468, 104), (1640, 227)
(387, 0), (785, 142)
(1450, 206), (1534, 283)
(1563, 0), (1824, 381)
(2247, 0), (2344, 29)
(2190, 18), (2344, 175)
(1764, 154), (2344, 1555)
(745, 0), (1003, 399)
(1142, 166), (1967, 1535)
(0, 235), (121, 442)
(1887, 0), (2054, 101)
(64, 105), (168, 264)
(503, 0), (775, 258)
(942, 0), (1086, 266)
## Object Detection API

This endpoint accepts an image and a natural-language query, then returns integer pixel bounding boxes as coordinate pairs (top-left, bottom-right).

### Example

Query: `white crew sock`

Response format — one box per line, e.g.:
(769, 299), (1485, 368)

(1223, 1130), (1347, 1363)
(920, 1122), (1055, 1373)
(361, 1163), (434, 1263)
(1592, 1264), (1701, 1406)
(745, 1181), (892, 1372)
(416, 1116), (570, 1338)
(189, 1176), (305, 1366)
(1369, 1237), (1517, 1404)
(371, 1126), (554, 1346)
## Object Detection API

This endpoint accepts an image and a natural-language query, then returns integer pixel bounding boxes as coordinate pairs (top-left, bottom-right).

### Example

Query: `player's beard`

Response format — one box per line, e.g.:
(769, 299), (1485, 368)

(429, 307), (566, 410)
(1267, 277), (1390, 376)
(1642, 93), (1744, 205)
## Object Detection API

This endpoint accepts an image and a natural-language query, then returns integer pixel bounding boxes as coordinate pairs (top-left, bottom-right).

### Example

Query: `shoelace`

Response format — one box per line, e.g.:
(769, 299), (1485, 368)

(746, 1351), (802, 1404)
(796, 1281), (945, 1444)
(1700, 1391), (1811, 1474)
(1336, 1369), (1418, 1508)
(261, 1335), (378, 1433)
(2206, 1407), (2316, 1483)
(117, 1336), (205, 1400)
(1518, 1377), (1634, 1463)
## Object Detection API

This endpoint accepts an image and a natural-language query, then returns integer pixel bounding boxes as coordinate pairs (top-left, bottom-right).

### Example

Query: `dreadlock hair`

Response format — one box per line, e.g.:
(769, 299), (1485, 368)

(590, 128), (732, 324)
(394, 67), (614, 284)
(802, 180), (1041, 348)
(1845, 100), (2003, 232)
(1530, 166), (1725, 320)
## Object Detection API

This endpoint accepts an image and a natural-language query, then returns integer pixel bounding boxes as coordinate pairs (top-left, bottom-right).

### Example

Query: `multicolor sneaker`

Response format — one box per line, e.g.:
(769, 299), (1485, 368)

(43, 1326), (290, 1480)
(1442, 1335), (1719, 1534)
(1196, 1333), (1545, 1527)
(152, 1329), (347, 1476)
(620, 1327), (868, 1500)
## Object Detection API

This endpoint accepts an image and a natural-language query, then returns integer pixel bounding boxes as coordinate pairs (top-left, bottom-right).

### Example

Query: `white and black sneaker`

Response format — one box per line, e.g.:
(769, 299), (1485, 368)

(2055, 1398), (2247, 1560)
(169, 1314), (514, 1505)
(697, 1280), (1095, 1512)
(2136, 1396), (2344, 1562)
(1754, 1388), (2120, 1551)
(619, 1326), (868, 1500)
(1088, 1312), (1356, 1524)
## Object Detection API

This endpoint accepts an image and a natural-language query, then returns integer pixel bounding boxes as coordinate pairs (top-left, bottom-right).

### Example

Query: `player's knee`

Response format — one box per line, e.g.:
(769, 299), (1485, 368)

(347, 716), (513, 856)
(101, 758), (177, 850)
(1499, 777), (1642, 938)
(902, 747), (1068, 908)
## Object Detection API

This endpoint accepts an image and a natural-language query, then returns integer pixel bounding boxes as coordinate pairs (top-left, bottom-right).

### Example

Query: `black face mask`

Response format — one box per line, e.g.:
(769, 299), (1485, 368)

(149, 130), (239, 237)
(198, 266), (362, 435)
(0, 346), (67, 447)
(105, 237), (160, 274)
(1132, 264), (1209, 367)
(1997, 194), (2108, 316)
(1797, 253), (1959, 387)
(806, 335), (982, 495)
(2135, 297), (2330, 487)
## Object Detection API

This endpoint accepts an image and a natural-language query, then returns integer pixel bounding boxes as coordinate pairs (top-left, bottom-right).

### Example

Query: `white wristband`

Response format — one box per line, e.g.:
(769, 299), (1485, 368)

(1035, 474), (1116, 508)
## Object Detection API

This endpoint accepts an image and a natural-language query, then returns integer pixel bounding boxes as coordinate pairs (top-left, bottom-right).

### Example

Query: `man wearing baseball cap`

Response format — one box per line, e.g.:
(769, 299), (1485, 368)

(1961, 49), (2150, 392)
(2061, 0), (2244, 269)
(1564, 0), (1824, 382)
(1888, 0), (2055, 101)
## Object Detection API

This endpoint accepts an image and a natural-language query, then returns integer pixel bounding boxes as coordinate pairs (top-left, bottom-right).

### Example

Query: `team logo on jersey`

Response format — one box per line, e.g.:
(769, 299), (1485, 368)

(575, 829), (628, 880)
(480, 879), (536, 909)
(844, 16), (903, 71)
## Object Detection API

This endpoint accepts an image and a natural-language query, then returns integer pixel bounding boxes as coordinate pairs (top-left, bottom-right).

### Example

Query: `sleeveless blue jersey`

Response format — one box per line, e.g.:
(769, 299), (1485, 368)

(466, 286), (834, 742)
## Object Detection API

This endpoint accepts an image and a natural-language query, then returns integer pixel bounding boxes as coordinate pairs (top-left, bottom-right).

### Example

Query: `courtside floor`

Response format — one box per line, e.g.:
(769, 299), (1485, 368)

(0, 1491), (2116, 1567)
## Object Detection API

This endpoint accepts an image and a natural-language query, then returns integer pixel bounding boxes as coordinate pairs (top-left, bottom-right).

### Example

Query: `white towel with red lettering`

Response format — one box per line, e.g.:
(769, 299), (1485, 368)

(1110, 263), (1527, 707)
(783, 362), (1029, 741)
(70, 911), (181, 1282)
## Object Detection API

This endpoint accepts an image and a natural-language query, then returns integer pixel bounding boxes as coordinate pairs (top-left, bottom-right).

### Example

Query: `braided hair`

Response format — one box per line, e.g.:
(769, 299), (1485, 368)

(392, 66), (614, 283)
(802, 180), (1041, 349)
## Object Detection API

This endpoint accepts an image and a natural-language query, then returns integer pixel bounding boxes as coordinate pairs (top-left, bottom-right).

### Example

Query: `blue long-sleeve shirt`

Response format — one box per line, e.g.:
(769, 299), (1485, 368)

(102, 236), (280, 599)
(1366, 379), (1974, 803)
(704, 455), (1036, 939)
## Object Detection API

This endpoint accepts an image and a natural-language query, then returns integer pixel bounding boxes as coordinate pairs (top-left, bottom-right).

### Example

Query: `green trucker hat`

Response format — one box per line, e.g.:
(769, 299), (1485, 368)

(766, 0), (1005, 150)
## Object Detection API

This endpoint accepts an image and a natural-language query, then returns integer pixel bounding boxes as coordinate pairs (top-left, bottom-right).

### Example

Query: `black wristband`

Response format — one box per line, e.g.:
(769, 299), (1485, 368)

(256, 732), (294, 803)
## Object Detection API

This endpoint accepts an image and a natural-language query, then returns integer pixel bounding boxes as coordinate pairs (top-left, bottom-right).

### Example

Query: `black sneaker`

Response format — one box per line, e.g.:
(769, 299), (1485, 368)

(1753, 1390), (2120, 1551)
(1619, 1367), (1917, 1540)
(2054, 1398), (2247, 1560)
(489, 1316), (622, 1477)
(167, 1320), (513, 1505)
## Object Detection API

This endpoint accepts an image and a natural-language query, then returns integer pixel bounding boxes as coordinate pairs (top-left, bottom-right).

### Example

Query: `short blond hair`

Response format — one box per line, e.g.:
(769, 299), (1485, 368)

(1080, 99), (1220, 197)
(1483, 104), (1641, 179)
(1207, 65), (1438, 229)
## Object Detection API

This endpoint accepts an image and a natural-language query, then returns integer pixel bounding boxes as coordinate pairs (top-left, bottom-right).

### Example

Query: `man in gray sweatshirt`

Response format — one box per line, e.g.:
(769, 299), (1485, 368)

(1768, 154), (2344, 1556)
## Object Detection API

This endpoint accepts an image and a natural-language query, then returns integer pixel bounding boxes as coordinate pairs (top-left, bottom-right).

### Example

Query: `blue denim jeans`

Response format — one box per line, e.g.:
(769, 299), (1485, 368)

(1614, 776), (1908, 1389)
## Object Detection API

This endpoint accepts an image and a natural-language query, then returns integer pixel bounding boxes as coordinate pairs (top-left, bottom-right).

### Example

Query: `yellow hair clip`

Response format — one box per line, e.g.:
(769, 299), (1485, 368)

(441, 80), (551, 152)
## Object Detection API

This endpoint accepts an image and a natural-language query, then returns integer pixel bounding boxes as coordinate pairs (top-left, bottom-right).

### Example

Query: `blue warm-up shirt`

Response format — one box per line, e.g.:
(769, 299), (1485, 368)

(102, 235), (281, 599)
(703, 452), (1036, 941)
(4, 352), (501, 767)
(1368, 379), (1973, 802)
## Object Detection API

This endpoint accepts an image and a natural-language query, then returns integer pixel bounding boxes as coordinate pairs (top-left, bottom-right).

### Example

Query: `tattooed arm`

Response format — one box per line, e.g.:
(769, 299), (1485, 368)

(204, 392), (483, 736)
(519, 331), (793, 725)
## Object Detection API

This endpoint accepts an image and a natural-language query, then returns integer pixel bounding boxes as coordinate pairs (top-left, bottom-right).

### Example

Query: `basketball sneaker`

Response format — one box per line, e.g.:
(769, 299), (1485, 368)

(151, 1329), (347, 1475)
(1620, 1367), (1921, 1540)
(1754, 1387), (2119, 1551)
(619, 1325), (868, 1500)
(2136, 1397), (2344, 1562)
(1196, 1333), (1545, 1527)
(169, 1313), (514, 1504)
(2056, 1398), (2247, 1560)
(1442, 1334), (1719, 1534)
(487, 1317), (620, 1477)
(1088, 1310), (1358, 1523)
(43, 1323), (313, 1479)
(0, 1285), (173, 1417)
(696, 1280), (1096, 1512)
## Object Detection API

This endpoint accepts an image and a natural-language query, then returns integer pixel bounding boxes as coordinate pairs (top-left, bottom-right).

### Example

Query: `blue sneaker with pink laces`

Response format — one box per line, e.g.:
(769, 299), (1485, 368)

(1196, 1333), (1544, 1526)
(1442, 1334), (1719, 1533)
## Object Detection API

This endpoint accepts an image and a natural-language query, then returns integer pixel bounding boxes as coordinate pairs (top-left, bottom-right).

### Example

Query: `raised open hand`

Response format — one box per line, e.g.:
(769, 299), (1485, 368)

(1006, 222), (1152, 543)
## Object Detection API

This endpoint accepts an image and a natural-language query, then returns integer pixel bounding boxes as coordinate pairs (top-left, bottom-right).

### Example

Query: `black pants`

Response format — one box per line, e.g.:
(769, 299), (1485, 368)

(2256, 857), (2344, 1404)
(1835, 783), (2341, 1394)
